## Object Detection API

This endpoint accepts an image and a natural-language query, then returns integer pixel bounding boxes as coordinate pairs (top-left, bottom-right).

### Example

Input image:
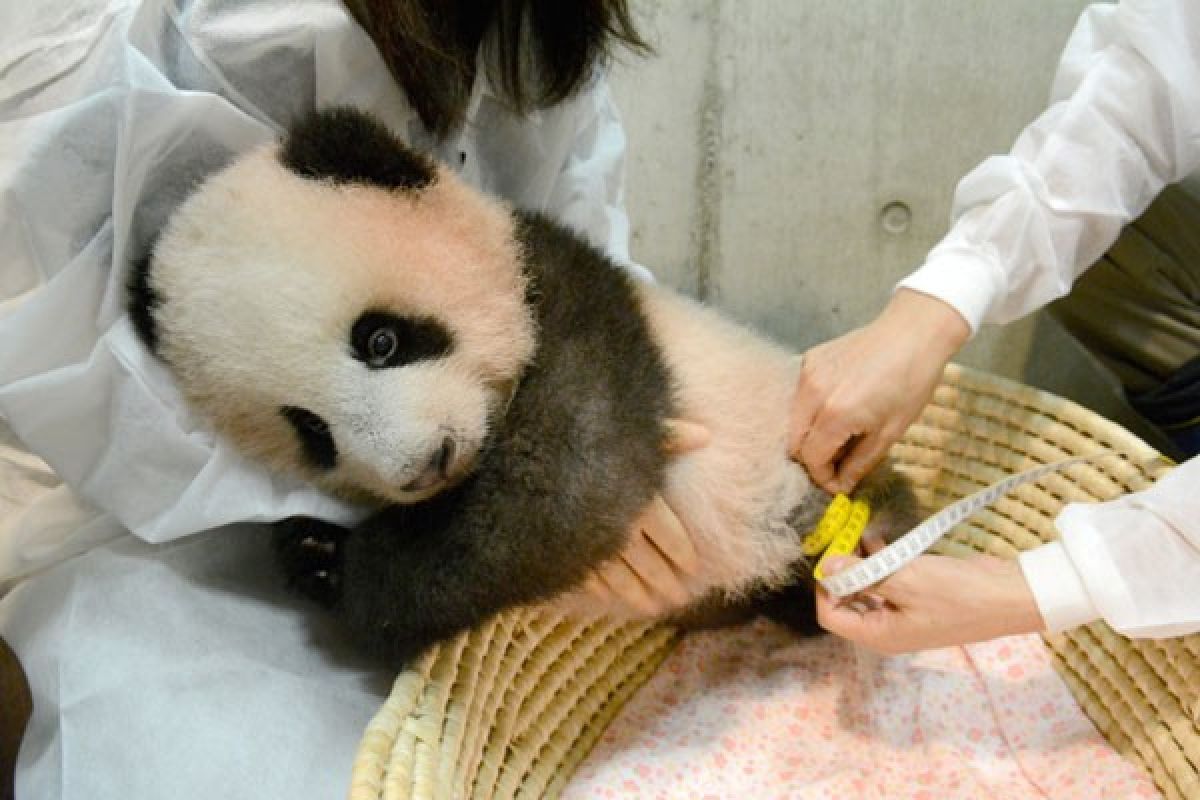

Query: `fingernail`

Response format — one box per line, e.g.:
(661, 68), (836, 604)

(860, 533), (885, 555)
(822, 556), (853, 575)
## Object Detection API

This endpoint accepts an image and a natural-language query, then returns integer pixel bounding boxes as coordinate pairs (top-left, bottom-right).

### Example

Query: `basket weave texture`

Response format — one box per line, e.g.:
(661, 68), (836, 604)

(348, 363), (1198, 800)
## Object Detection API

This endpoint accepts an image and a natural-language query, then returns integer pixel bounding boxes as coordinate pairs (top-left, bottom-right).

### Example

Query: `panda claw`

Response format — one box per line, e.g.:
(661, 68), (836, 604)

(272, 516), (348, 608)
(315, 540), (338, 556)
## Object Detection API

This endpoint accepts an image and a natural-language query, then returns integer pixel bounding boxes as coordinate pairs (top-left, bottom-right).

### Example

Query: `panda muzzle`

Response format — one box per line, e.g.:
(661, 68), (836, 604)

(401, 436), (458, 493)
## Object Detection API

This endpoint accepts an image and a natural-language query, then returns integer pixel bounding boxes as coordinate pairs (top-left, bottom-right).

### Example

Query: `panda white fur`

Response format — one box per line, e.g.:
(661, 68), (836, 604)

(129, 108), (915, 664)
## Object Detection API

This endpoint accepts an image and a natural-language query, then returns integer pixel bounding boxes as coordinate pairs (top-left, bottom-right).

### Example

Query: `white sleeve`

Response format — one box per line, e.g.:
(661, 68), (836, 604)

(898, 0), (1200, 331)
(543, 73), (655, 283)
(1018, 456), (1200, 638)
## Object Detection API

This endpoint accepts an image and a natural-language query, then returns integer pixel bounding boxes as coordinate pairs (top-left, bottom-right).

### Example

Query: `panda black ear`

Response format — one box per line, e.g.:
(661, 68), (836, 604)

(127, 254), (161, 354)
(279, 107), (437, 191)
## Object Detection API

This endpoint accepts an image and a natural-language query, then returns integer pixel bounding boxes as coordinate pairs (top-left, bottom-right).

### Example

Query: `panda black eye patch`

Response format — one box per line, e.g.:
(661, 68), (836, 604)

(280, 406), (338, 470)
(350, 311), (453, 369)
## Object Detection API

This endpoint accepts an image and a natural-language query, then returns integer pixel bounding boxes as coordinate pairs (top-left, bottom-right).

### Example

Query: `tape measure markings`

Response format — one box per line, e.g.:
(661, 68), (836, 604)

(818, 452), (1118, 598)
(812, 498), (870, 580)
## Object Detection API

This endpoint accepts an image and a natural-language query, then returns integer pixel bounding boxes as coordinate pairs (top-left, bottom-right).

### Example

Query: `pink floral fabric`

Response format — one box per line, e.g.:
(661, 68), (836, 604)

(563, 621), (1159, 799)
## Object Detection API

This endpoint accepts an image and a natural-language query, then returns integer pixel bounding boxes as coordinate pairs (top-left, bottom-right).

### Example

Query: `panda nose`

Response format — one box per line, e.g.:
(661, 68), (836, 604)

(434, 436), (456, 477)
(402, 436), (457, 493)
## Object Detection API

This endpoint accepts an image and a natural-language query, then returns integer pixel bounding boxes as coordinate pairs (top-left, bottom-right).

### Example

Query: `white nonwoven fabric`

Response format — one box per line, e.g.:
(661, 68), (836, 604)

(2, 526), (394, 800)
(0, 1), (643, 796)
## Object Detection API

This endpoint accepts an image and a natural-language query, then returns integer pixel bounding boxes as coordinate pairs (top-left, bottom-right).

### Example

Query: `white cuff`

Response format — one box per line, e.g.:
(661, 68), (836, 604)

(1018, 541), (1101, 633)
(895, 245), (1006, 334)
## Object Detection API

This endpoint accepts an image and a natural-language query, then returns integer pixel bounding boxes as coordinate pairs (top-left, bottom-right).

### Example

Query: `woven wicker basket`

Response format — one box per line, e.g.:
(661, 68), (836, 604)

(348, 363), (1199, 800)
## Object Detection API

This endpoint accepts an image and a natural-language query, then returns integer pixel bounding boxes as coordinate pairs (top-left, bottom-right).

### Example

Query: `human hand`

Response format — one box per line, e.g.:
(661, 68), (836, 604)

(584, 418), (708, 617)
(815, 552), (1045, 655)
(789, 289), (970, 494)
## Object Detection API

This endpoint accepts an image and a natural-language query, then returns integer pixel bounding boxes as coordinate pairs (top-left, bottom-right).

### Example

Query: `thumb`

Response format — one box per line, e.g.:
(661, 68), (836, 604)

(827, 431), (892, 494)
(819, 555), (906, 605)
(819, 554), (860, 578)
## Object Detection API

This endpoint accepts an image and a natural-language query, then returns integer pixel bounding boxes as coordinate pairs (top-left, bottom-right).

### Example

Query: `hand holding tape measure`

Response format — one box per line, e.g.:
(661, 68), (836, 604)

(814, 452), (1119, 599)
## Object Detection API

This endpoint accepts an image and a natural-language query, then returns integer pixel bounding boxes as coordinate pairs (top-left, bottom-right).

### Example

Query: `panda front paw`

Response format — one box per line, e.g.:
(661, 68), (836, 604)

(272, 516), (350, 608)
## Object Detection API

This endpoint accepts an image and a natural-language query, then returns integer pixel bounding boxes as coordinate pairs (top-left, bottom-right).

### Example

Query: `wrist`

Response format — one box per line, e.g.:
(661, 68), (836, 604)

(992, 558), (1046, 637)
(881, 289), (971, 363)
(1018, 541), (1099, 633)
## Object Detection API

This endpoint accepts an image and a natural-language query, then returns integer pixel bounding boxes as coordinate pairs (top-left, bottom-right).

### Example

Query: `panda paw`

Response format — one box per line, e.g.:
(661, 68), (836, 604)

(272, 516), (350, 608)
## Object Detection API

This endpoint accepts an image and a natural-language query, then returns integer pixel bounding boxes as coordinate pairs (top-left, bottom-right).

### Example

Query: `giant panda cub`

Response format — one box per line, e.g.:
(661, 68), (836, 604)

(129, 108), (916, 665)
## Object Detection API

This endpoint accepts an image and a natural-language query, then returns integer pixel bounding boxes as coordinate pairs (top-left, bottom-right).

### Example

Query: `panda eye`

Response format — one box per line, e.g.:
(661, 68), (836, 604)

(300, 414), (328, 434)
(367, 327), (399, 365)
(280, 406), (337, 470)
(351, 311), (454, 369)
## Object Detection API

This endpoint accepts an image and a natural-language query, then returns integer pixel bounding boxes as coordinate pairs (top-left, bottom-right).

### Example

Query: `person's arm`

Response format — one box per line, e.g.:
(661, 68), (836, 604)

(817, 456), (1200, 652)
(542, 70), (655, 283)
(1020, 455), (1200, 638)
(816, 551), (1044, 655)
(789, 289), (969, 494)
(793, 0), (1200, 493)
(901, 0), (1200, 331)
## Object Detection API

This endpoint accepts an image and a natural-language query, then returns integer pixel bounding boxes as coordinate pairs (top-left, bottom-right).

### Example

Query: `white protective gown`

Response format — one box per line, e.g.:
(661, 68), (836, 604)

(898, 0), (1200, 637)
(0, 1), (645, 797)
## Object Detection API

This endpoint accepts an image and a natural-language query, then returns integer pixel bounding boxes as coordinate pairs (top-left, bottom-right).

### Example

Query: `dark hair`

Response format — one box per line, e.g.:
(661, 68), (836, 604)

(342, 0), (650, 138)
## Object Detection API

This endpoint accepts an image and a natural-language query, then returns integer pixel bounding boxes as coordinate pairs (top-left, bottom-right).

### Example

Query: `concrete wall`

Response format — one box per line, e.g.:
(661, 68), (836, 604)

(607, 1), (1167, 445)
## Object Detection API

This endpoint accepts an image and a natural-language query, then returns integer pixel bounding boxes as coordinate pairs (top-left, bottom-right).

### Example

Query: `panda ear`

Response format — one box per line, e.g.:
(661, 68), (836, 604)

(279, 107), (437, 191)
(127, 254), (161, 354)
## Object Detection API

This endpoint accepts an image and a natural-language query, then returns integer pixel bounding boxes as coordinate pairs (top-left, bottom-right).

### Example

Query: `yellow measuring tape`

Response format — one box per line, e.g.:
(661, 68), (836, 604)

(804, 493), (870, 580)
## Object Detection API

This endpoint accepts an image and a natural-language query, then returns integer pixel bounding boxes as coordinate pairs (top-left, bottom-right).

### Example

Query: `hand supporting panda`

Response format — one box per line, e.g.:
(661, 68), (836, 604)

(582, 418), (708, 616)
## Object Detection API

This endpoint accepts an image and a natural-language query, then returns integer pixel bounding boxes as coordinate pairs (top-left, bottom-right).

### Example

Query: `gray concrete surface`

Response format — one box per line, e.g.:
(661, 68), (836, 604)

(608, 0), (1166, 448)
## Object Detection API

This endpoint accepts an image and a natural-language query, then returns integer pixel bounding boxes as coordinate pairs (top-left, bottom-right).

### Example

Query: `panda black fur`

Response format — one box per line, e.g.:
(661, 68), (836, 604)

(131, 108), (916, 665)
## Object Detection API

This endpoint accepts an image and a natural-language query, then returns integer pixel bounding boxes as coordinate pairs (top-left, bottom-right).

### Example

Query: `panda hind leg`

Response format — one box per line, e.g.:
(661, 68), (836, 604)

(754, 575), (823, 635)
(671, 465), (918, 638)
(855, 460), (920, 546)
(753, 462), (920, 636)
(751, 463), (919, 635)
(668, 572), (822, 637)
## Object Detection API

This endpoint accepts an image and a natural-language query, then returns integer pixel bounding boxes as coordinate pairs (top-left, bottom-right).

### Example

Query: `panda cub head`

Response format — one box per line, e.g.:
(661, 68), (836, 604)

(130, 108), (536, 505)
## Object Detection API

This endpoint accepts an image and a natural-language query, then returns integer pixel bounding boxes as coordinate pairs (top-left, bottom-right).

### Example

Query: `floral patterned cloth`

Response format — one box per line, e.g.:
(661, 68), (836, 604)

(564, 620), (1159, 799)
